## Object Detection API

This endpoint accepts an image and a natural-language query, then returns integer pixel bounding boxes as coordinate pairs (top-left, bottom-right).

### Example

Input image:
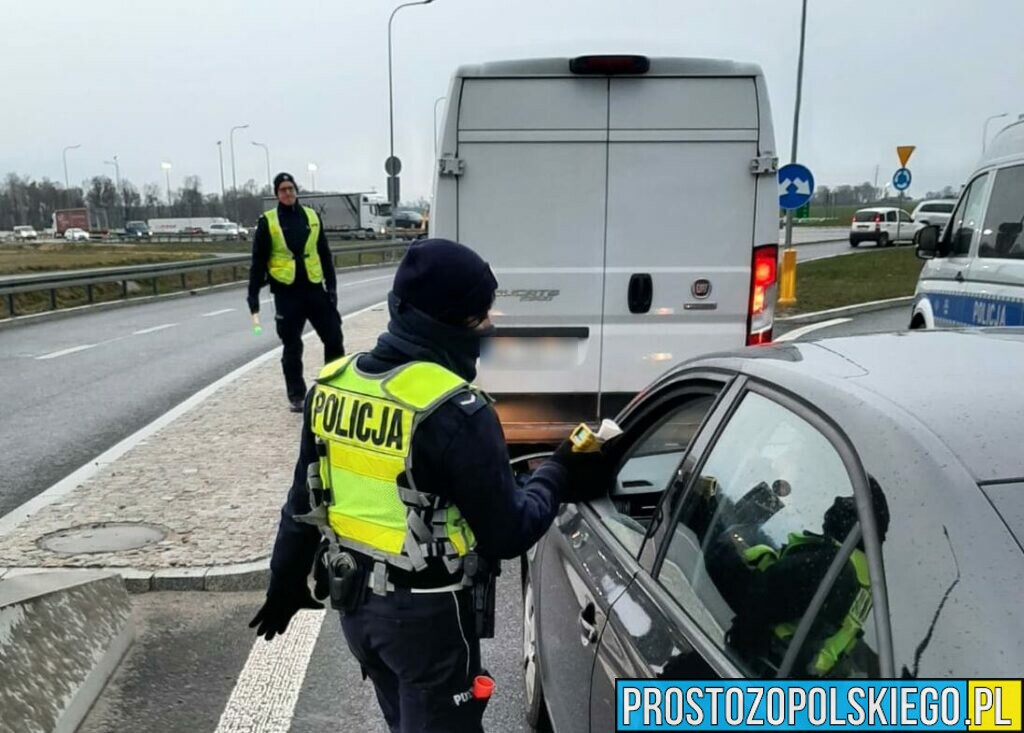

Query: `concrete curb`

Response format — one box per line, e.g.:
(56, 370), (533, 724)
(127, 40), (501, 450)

(777, 296), (914, 325)
(0, 561), (269, 593)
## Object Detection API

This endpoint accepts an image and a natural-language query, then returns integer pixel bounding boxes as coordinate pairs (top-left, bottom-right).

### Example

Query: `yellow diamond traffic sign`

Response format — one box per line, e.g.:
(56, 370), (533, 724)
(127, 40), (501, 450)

(897, 146), (916, 167)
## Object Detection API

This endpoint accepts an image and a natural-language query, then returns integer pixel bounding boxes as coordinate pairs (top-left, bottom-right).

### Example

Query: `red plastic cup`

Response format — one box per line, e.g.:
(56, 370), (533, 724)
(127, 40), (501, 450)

(472, 675), (495, 700)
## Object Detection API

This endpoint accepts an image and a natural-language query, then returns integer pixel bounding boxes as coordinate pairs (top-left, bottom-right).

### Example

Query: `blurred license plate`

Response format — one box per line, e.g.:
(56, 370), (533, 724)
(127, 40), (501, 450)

(481, 337), (579, 370)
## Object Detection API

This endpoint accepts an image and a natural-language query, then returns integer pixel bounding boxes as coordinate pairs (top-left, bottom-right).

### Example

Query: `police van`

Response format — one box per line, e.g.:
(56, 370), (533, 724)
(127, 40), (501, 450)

(912, 119), (1024, 329)
(431, 55), (780, 445)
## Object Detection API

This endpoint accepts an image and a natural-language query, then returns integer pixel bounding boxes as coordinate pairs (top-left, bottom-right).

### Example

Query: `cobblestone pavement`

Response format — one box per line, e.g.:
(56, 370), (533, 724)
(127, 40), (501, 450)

(0, 307), (388, 572)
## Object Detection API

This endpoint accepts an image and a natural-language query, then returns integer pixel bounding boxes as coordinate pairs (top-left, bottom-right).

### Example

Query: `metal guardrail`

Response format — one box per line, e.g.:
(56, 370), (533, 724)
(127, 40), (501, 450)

(0, 242), (408, 319)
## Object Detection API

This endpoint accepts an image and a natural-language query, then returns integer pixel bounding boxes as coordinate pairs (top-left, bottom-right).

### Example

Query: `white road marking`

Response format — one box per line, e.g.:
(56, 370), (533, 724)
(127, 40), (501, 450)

(133, 323), (178, 335)
(35, 343), (97, 360)
(214, 610), (326, 733)
(775, 317), (853, 342)
(0, 300), (385, 537)
(202, 308), (237, 317)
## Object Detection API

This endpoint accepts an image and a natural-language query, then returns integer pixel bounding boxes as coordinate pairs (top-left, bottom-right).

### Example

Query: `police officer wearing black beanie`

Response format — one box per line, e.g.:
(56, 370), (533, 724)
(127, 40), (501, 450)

(251, 239), (613, 732)
(248, 172), (344, 412)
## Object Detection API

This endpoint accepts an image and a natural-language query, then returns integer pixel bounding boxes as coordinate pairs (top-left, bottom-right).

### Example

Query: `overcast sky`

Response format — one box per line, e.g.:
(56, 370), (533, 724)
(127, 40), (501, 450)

(3, 0), (1023, 200)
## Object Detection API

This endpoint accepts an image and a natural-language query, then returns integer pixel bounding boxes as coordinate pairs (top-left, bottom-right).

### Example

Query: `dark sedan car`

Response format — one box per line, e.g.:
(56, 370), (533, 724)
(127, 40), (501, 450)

(522, 330), (1024, 732)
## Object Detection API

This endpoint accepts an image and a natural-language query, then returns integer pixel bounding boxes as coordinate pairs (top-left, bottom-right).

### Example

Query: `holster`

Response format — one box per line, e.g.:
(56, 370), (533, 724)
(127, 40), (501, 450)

(463, 553), (500, 639)
(327, 551), (366, 614)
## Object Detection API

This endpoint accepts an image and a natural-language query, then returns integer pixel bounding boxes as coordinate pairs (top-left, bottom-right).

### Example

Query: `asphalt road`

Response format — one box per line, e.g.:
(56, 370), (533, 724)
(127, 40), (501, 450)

(0, 267), (394, 518)
(776, 303), (912, 341)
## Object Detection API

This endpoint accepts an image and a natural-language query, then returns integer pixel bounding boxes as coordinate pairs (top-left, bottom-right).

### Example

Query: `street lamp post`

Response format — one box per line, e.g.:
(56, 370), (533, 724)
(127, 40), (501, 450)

(388, 0), (435, 236)
(783, 0), (809, 253)
(104, 155), (123, 225)
(216, 140), (226, 214)
(307, 163), (317, 192)
(982, 113), (1009, 154)
(62, 144), (82, 190)
(229, 123), (249, 221)
(252, 141), (272, 192)
(161, 162), (173, 209)
(433, 95), (447, 162)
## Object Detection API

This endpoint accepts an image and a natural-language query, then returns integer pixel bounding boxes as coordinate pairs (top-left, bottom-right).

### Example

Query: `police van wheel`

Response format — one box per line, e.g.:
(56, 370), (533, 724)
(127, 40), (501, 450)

(523, 577), (552, 731)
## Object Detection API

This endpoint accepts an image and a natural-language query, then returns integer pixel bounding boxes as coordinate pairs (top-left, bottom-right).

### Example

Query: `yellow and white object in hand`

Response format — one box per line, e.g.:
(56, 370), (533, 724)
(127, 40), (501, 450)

(569, 419), (623, 453)
(251, 313), (263, 336)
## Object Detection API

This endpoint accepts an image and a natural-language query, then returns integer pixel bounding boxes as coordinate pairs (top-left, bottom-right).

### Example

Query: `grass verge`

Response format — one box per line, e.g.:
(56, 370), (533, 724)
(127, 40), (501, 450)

(0, 243), (209, 275)
(778, 247), (924, 315)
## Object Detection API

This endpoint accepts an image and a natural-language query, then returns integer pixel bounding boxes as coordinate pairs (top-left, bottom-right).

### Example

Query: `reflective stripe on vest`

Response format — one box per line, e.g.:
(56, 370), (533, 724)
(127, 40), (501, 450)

(309, 354), (477, 573)
(264, 206), (323, 285)
(742, 532), (872, 676)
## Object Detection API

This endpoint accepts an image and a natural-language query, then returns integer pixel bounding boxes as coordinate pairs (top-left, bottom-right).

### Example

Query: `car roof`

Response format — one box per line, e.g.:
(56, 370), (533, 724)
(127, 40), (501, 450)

(683, 330), (1024, 483)
(856, 207), (900, 213)
(455, 56), (763, 79)
(915, 199), (957, 206)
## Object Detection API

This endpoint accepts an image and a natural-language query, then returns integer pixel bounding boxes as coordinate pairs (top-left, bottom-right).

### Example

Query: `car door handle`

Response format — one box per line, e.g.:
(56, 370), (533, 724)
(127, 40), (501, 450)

(955, 271), (965, 283)
(578, 601), (599, 646)
(628, 273), (653, 314)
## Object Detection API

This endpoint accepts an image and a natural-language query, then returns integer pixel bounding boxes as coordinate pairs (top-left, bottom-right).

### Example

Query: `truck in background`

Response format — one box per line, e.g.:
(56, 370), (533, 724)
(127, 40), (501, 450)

(259, 192), (391, 238)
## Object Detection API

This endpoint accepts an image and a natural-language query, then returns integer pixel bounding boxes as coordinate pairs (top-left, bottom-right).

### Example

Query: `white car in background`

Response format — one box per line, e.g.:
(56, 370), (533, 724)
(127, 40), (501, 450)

(207, 222), (241, 240)
(64, 227), (90, 241)
(911, 199), (957, 231)
(849, 206), (915, 247)
(13, 225), (38, 241)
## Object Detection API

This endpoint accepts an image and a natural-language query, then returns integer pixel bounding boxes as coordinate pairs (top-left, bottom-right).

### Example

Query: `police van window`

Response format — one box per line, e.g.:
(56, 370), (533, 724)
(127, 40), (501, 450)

(597, 394), (717, 557)
(979, 165), (1024, 259)
(655, 391), (880, 679)
(950, 172), (992, 256)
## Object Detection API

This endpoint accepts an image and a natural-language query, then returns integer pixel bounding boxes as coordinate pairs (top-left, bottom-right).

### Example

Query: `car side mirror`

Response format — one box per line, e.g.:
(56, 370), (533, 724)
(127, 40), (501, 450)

(915, 225), (940, 260)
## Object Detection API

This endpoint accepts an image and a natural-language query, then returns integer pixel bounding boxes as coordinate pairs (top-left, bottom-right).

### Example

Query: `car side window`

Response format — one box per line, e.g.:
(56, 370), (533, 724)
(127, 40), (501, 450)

(949, 172), (991, 256)
(979, 165), (1024, 259)
(655, 391), (879, 679)
(597, 394), (717, 558)
(886, 211), (897, 223)
(899, 211), (912, 223)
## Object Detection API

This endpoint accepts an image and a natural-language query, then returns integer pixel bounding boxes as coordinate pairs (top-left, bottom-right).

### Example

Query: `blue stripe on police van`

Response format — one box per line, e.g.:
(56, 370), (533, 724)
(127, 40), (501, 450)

(926, 293), (1024, 327)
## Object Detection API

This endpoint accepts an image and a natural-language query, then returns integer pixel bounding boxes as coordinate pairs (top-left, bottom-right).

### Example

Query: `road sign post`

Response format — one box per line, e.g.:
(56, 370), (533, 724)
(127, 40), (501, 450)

(777, 163), (814, 308)
(892, 165), (912, 242)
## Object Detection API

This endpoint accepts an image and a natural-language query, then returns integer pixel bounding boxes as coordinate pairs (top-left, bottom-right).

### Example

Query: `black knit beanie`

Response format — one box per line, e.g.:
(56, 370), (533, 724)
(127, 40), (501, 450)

(392, 239), (498, 325)
(273, 172), (296, 195)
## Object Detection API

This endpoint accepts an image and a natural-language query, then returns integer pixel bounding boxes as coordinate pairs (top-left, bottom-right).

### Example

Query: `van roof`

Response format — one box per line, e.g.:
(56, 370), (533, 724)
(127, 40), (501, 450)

(978, 119), (1024, 168)
(454, 56), (764, 80)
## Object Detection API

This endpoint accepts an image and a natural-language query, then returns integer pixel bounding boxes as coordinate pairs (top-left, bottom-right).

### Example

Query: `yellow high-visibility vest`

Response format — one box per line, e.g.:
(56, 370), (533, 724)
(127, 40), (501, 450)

(264, 206), (323, 285)
(309, 354), (478, 573)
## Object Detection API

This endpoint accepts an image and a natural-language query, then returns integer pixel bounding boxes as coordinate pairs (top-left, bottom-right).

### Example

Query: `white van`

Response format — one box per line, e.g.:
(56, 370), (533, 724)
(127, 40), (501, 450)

(431, 55), (779, 444)
(912, 119), (1024, 329)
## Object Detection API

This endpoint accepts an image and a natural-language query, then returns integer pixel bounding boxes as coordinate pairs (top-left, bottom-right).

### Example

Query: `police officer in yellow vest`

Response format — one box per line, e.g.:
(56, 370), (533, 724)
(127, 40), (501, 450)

(250, 239), (613, 732)
(247, 172), (344, 412)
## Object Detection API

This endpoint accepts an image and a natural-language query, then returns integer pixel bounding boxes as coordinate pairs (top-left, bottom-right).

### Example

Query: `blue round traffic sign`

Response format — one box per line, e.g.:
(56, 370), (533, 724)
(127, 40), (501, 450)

(778, 163), (815, 211)
(893, 167), (912, 191)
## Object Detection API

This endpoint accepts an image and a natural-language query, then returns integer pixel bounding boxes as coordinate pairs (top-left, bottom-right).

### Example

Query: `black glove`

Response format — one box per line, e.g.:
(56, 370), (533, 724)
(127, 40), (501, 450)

(247, 295), (259, 315)
(547, 437), (616, 504)
(249, 586), (323, 641)
(327, 290), (338, 309)
(312, 542), (330, 602)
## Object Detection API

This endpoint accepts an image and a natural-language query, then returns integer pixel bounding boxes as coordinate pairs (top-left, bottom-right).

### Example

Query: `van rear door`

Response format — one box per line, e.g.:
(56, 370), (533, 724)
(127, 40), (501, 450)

(600, 77), (760, 396)
(455, 78), (608, 418)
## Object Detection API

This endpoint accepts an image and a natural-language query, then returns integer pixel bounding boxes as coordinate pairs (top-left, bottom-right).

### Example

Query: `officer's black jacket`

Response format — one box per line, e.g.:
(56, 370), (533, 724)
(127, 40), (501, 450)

(247, 201), (337, 311)
(268, 352), (566, 593)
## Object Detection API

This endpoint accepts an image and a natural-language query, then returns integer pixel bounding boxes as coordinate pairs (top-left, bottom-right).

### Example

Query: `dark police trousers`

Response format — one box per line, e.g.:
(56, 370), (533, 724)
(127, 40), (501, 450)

(340, 587), (487, 733)
(273, 285), (344, 402)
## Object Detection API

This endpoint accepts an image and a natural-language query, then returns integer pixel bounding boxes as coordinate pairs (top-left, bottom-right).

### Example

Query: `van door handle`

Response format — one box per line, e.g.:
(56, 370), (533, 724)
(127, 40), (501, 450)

(628, 273), (653, 314)
(578, 601), (599, 646)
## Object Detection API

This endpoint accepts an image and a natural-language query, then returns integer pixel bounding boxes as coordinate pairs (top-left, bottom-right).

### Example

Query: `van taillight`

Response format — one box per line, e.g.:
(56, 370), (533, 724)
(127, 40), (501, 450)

(747, 244), (778, 346)
(569, 55), (650, 75)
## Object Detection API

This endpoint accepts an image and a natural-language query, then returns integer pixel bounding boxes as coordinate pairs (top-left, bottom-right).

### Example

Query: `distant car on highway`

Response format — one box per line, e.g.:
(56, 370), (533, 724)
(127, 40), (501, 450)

(124, 221), (152, 240)
(910, 199), (956, 231)
(64, 227), (90, 242)
(521, 330), (1024, 732)
(849, 207), (915, 247)
(13, 225), (38, 241)
(207, 222), (242, 240)
(912, 119), (1024, 328)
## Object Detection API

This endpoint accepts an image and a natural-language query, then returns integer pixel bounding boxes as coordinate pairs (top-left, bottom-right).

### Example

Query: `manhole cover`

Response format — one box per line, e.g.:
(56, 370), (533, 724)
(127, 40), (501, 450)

(38, 522), (167, 554)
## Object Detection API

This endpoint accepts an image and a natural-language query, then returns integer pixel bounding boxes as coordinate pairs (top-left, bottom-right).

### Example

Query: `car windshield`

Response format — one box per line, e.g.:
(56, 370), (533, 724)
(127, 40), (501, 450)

(921, 203), (954, 213)
(854, 210), (879, 222)
(981, 482), (1024, 547)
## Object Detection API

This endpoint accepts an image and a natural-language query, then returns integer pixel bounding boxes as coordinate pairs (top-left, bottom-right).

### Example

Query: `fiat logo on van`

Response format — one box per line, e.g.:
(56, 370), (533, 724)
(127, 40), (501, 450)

(691, 279), (712, 299)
